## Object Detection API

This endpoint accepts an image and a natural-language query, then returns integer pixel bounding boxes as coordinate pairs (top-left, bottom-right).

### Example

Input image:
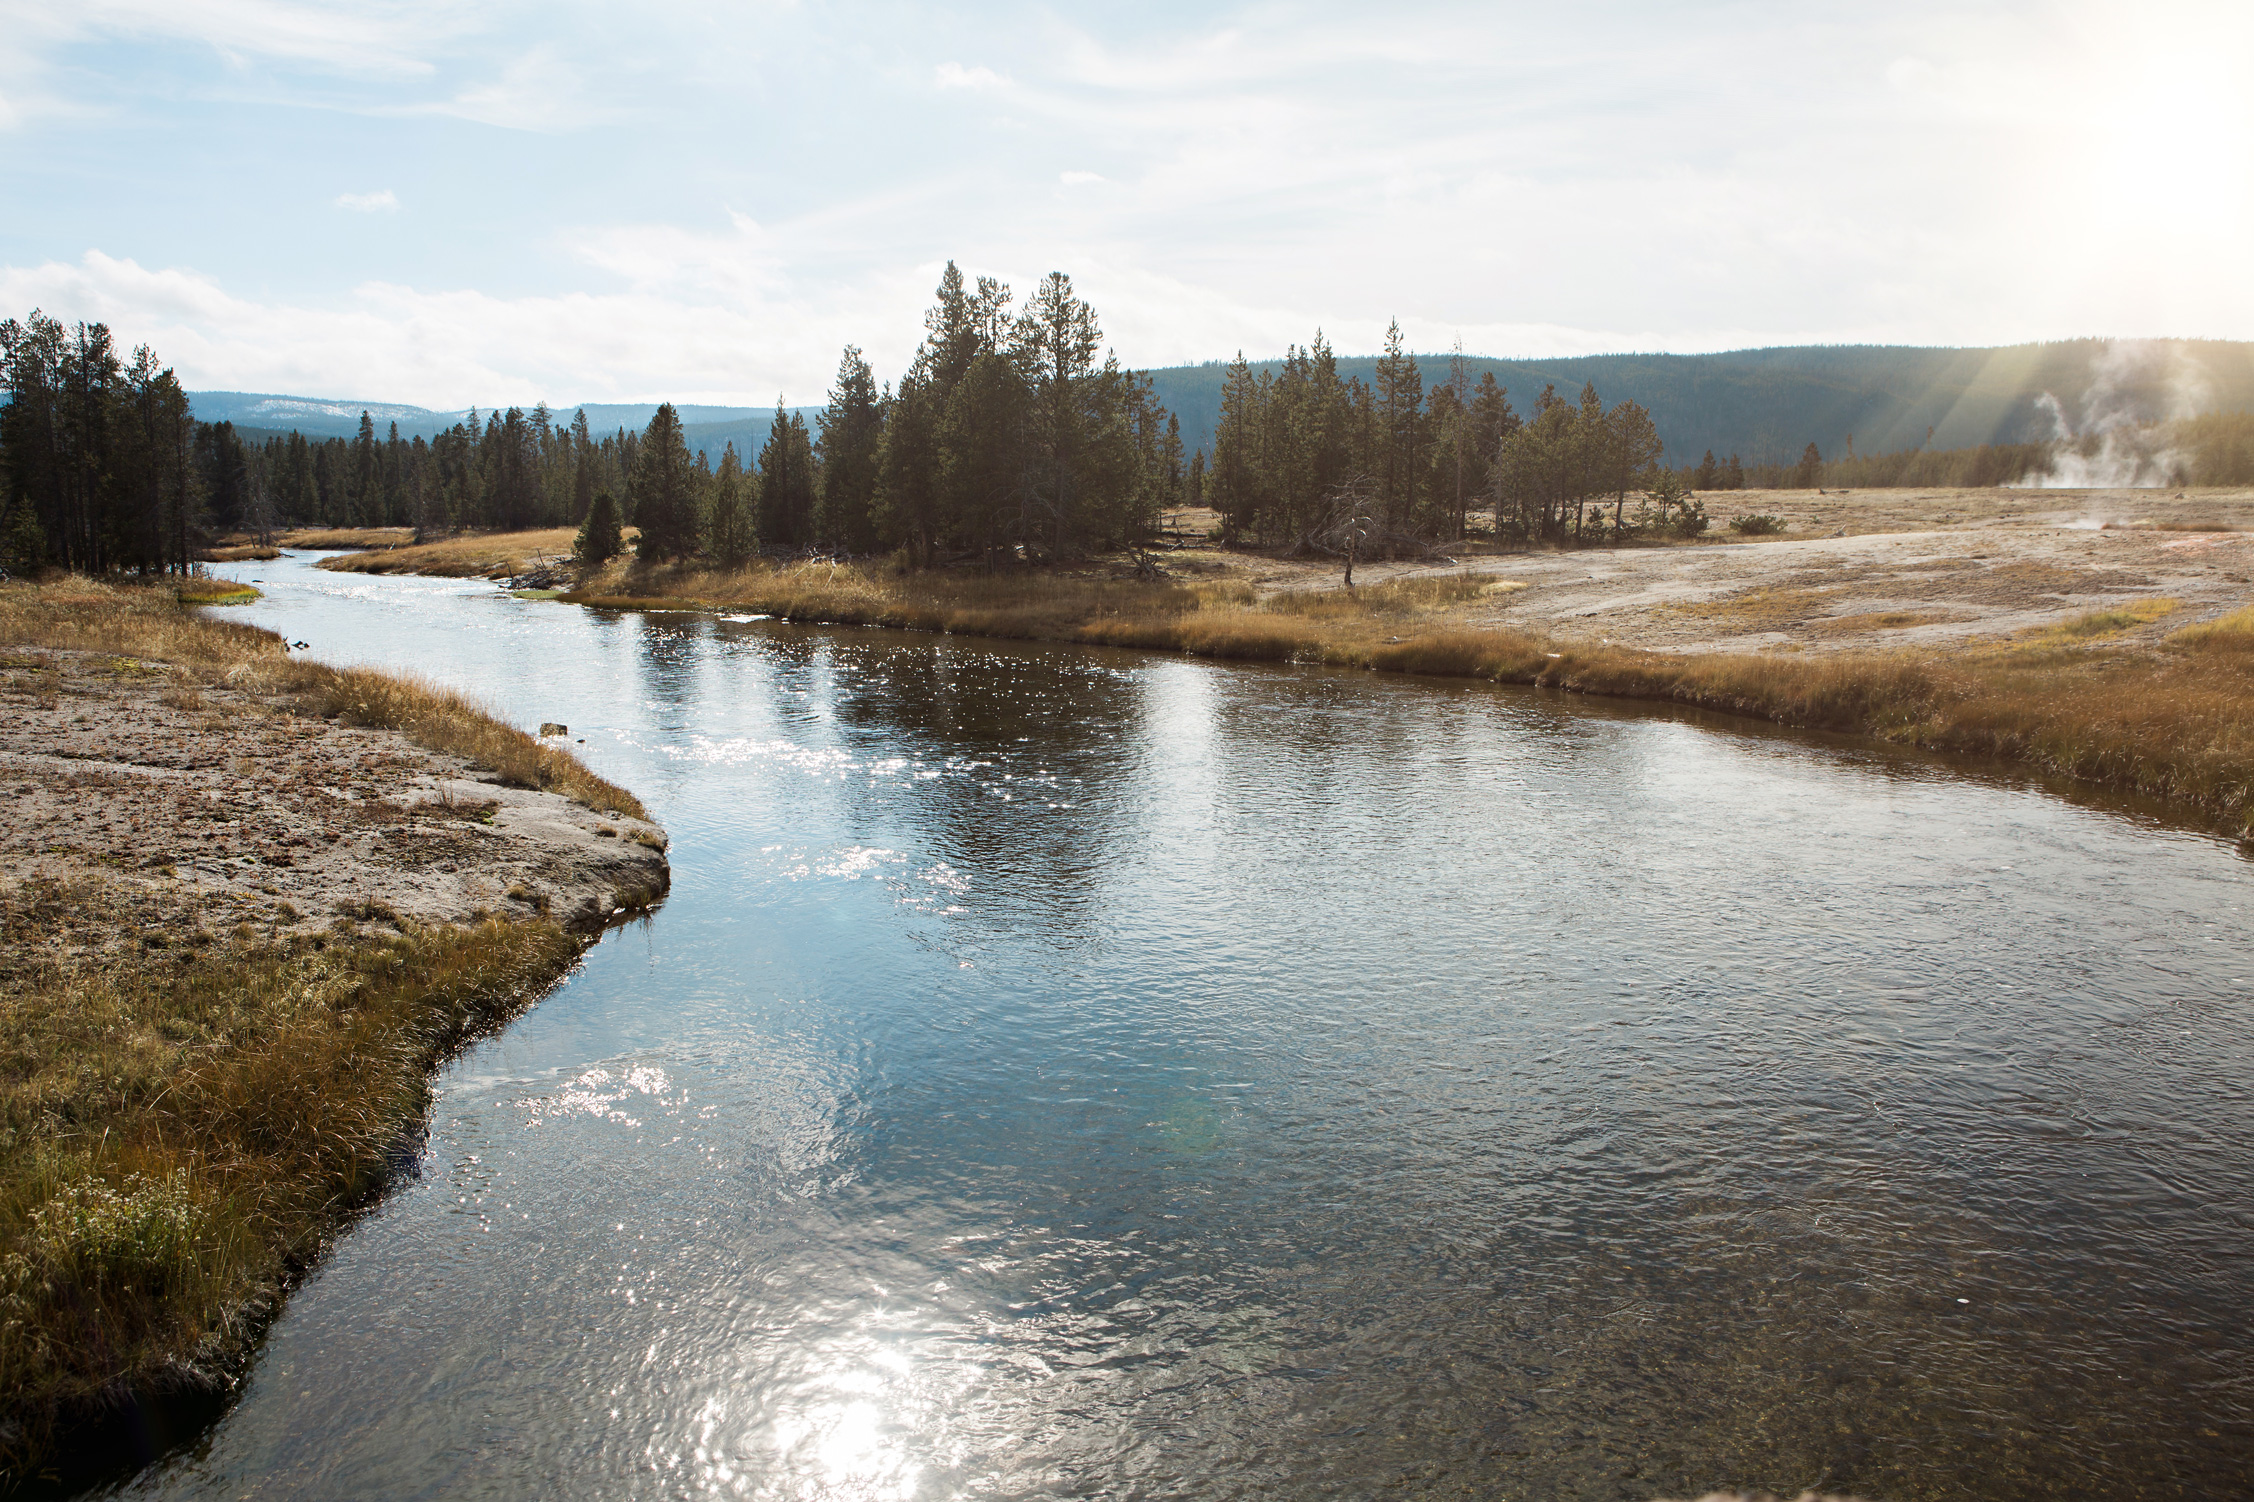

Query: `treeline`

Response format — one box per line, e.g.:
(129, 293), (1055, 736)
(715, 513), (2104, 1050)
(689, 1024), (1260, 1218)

(256, 404), (637, 534)
(587, 264), (1189, 568)
(0, 266), (1189, 574)
(0, 309), (640, 568)
(1205, 324), (1691, 547)
(2171, 412), (2254, 486)
(1718, 414), (2254, 490)
(0, 314), (213, 574)
(1726, 440), (2057, 490)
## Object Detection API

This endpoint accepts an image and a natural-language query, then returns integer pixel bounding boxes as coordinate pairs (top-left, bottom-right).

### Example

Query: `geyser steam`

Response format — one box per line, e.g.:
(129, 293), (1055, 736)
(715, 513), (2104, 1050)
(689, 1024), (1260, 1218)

(2013, 340), (2202, 489)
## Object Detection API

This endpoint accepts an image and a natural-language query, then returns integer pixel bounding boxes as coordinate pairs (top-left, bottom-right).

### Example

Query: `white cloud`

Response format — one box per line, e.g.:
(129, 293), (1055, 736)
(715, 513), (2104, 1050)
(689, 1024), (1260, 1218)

(0, 248), (922, 408)
(335, 189), (398, 213)
(413, 44), (601, 132)
(8, 0), (452, 78)
(933, 61), (1004, 91)
(7, 0), (2254, 410)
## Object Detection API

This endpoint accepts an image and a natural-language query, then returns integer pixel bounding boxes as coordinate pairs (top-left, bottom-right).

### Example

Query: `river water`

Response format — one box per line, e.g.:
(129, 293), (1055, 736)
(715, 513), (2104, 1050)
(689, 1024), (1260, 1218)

(114, 550), (2253, 1499)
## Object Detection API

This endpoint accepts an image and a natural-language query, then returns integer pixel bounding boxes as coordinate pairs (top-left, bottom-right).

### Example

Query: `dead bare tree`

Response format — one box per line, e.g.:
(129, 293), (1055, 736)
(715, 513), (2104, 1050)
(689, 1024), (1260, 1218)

(1291, 474), (1456, 581)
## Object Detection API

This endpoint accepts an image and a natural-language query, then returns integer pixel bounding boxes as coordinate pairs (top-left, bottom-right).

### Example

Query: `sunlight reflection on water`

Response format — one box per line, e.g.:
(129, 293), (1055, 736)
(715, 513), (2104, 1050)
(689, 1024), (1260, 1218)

(111, 550), (2254, 1501)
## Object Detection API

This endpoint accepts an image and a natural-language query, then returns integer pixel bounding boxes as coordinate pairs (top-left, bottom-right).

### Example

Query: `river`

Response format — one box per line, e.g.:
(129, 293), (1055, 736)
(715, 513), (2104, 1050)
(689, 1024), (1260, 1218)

(115, 549), (2254, 1499)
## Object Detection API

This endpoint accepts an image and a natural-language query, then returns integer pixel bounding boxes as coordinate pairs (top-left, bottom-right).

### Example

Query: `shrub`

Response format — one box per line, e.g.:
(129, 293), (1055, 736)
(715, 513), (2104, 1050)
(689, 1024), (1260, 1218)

(1730, 514), (1786, 536)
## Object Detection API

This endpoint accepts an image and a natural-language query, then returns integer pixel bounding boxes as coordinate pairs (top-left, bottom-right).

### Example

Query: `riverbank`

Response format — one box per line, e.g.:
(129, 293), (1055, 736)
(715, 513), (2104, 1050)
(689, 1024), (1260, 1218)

(302, 489), (2254, 841)
(315, 527), (589, 579)
(0, 580), (668, 1491)
(560, 564), (2254, 842)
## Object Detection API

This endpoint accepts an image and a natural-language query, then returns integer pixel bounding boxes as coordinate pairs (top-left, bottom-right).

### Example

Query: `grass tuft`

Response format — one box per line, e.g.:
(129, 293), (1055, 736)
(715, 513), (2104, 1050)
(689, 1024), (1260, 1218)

(2021, 598), (2182, 643)
(174, 579), (260, 606)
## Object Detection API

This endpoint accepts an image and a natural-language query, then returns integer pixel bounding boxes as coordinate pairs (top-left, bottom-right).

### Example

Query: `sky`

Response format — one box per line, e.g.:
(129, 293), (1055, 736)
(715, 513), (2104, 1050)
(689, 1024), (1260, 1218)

(1, 0), (2249, 409)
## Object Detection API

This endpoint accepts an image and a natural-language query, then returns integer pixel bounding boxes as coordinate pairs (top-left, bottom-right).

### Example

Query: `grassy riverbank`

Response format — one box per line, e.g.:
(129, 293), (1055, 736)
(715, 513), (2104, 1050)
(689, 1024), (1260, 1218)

(315, 527), (592, 579)
(560, 555), (2254, 840)
(0, 580), (643, 820)
(0, 581), (652, 1488)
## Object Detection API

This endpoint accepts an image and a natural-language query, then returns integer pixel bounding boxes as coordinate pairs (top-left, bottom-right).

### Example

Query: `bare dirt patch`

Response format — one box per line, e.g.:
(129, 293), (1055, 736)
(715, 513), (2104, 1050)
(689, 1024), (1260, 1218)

(0, 647), (667, 939)
(1250, 488), (2254, 654)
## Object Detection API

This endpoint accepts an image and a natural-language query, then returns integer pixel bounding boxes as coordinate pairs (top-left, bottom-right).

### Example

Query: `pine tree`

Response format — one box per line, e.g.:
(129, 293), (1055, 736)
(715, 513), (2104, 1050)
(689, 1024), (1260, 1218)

(757, 397), (816, 548)
(816, 346), (884, 552)
(350, 411), (379, 527)
(1209, 352), (1260, 541)
(940, 351), (1026, 562)
(1015, 271), (1102, 558)
(1160, 412), (1185, 510)
(708, 441), (755, 567)
(1373, 319), (1424, 531)
(632, 403), (698, 561)
(575, 488), (623, 567)
(0, 494), (46, 575)
(876, 367), (942, 566)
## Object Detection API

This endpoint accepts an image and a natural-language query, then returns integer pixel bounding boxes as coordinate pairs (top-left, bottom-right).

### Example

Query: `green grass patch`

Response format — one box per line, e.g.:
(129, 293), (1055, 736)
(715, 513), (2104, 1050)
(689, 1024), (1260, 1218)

(174, 580), (260, 606)
(0, 876), (583, 1486)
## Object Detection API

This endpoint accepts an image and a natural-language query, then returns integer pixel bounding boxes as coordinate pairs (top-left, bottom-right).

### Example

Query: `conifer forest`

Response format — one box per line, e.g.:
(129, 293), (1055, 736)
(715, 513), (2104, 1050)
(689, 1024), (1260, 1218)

(3, 265), (1743, 575)
(14, 266), (2254, 579)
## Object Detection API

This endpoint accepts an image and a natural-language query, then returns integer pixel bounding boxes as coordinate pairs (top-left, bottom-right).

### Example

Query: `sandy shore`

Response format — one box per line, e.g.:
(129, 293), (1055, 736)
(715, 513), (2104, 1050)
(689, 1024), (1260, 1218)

(1, 645), (668, 947)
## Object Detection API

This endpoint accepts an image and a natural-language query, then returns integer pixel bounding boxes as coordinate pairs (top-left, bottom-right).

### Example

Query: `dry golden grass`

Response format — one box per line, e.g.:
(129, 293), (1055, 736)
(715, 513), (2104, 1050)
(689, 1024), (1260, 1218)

(0, 580), (644, 819)
(278, 527), (414, 550)
(1667, 586), (1838, 632)
(559, 555), (2254, 839)
(317, 527), (592, 578)
(2171, 603), (2254, 649)
(194, 545), (280, 563)
(2019, 598), (2183, 643)
(0, 877), (580, 1481)
(1807, 609), (1970, 635)
(1365, 628), (2254, 832)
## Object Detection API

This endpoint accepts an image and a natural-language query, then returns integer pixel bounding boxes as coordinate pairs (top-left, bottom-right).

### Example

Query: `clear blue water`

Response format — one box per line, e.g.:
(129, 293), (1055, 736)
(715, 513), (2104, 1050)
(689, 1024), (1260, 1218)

(114, 551), (2254, 1499)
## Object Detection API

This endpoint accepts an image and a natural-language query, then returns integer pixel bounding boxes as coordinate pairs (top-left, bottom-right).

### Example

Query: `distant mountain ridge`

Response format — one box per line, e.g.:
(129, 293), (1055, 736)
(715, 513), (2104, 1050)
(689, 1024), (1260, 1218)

(1148, 338), (2254, 465)
(191, 338), (2254, 470)
(187, 393), (806, 464)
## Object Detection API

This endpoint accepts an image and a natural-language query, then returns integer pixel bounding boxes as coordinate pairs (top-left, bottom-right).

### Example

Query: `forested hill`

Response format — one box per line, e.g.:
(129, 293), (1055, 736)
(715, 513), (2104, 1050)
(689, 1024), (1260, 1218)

(190, 337), (2254, 472)
(1148, 339), (2254, 464)
(185, 392), (803, 464)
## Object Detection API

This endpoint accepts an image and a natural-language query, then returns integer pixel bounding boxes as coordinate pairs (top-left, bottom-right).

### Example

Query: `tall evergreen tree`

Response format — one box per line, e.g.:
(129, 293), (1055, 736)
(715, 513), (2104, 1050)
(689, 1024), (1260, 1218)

(816, 346), (884, 553)
(349, 412), (379, 527)
(939, 351), (1026, 562)
(876, 366), (943, 566)
(757, 398), (817, 548)
(708, 441), (756, 567)
(632, 403), (699, 561)
(1373, 319), (1424, 531)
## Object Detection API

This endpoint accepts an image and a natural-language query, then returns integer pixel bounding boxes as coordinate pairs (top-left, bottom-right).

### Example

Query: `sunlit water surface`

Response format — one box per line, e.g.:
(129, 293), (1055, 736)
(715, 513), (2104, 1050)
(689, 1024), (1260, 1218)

(111, 551), (2254, 1499)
